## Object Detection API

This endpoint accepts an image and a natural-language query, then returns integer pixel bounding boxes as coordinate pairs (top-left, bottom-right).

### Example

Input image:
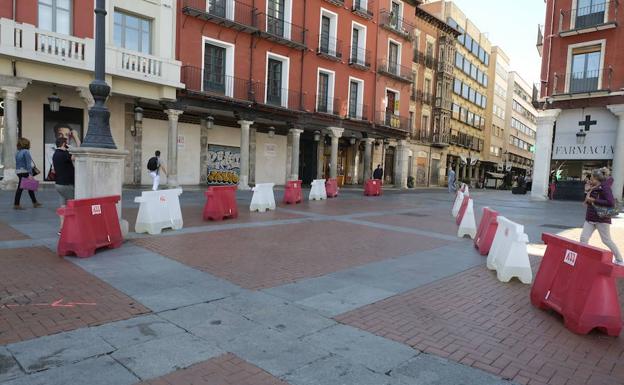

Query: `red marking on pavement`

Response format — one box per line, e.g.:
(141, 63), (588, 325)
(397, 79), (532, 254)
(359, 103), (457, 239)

(1, 299), (96, 309)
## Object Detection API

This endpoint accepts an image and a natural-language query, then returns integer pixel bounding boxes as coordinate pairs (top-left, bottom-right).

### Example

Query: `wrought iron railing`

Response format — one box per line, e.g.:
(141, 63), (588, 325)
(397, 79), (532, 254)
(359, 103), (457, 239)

(349, 46), (371, 68)
(256, 12), (306, 47)
(181, 0), (257, 30)
(316, 95), (341, 116)
(347, 103), (368, 121)
(376, 111), (409, 131)
(352, 0), (374, 18)
(181, 66), (255, 101)
(377, 58), (414, 83)
(255, 82), (305, 111)
(316, 34), (342, 59)
(558, 1), (616, 33)
(379, 9), (414, 38)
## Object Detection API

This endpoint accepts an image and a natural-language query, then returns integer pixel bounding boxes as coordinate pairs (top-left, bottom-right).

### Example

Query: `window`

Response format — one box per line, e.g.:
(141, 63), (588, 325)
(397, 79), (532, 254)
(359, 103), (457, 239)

(208, 0), (228, 18)
(455, 52), (463, 68)
(203, 43), (226, 93)
(267, 0), (286, 37)
(422, 115), (430, 133)
(575, 0), (607, 29)
(452, 103), (460, 119)
(453, 79), (461, 94)
(114, 11), (151, 54)
(390, 1), (402, 29)
(388, 41), (400, 74)
(426, 41), (434, 58)
(267, 58), (283, 105)
(350, 23), (367, 66)
(424, 78), (431, 94)
(349, 80), (361, 119)
(570, 46), (601, 92)
(317, 72), (330, 113)
(39, 0), (71, 35)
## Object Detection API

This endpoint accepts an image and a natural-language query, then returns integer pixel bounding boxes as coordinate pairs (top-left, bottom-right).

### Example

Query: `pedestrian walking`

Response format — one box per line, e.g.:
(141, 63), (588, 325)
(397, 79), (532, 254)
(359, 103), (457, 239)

(373, 164), (383, 181)
(581, 169), (623, 266)
(147, 150), (167, 191)
(52, 137), (75, 232)
(13, 138), (42, 210)
(448, 166), (456, 193)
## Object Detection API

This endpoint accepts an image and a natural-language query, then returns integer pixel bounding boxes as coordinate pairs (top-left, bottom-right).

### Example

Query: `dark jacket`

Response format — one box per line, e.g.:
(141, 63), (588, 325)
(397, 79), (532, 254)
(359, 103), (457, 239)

(373, 168), (383, 180)
(586, 182), (615, 224)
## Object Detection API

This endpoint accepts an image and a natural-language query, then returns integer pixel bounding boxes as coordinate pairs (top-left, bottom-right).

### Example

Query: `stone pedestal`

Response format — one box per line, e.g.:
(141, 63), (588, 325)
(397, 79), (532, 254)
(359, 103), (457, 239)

(328, 127), (344, 179)
(362, 139), (374, 181)
(531, 109), (561, 201)
(289, 128), (303, 181)
(71, 147), (129, 235)
(607, 104), (624, 201)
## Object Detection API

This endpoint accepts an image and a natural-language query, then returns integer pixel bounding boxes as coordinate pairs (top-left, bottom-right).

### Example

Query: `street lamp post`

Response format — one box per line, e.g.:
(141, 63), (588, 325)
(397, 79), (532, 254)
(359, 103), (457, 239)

(82, 0), (115, 149)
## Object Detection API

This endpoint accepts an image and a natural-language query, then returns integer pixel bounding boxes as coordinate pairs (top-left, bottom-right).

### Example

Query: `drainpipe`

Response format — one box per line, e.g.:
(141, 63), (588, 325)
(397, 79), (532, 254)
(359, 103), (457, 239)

(544, 0), (556, 91)
(250, 0), (255, 86)
(300, 0), (307, 111)
(12, 0), (16, 20)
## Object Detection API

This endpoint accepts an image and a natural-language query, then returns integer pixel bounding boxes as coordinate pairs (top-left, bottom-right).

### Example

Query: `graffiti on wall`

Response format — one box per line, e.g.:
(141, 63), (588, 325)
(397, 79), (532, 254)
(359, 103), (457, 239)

(207, 145), (240, 185)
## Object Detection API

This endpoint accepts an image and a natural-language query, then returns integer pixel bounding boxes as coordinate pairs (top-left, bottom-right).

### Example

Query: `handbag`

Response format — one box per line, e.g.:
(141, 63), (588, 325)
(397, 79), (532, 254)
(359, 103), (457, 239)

(595, 201), (621, 219)
(31, 160), (40, 177)
(47, 167), (56, 181)
(20, 177), (39, 191)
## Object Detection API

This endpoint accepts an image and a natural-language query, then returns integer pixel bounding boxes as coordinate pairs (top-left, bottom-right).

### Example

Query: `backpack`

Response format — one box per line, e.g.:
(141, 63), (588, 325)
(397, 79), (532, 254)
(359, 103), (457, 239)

(147, 157), (158, 171)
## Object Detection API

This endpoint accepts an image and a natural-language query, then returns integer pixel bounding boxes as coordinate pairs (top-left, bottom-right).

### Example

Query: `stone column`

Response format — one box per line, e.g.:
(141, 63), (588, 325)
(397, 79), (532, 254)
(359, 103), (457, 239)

(316, 140), (325, 179)
(363, 138), (374, 181)
(289, 128), (303, 181)
(249, 127), (257, 185)
(531, 109), (561, 200)
(454, 160), (460, 180)
(238, 120), (253, 190)
(394, 140), (408, 188)
(200, 117), (210, 184)
(328, 127), (344, 179)
(467, 164), (473, 180)
(607, 104), (624, 201)
(165, 109), (183, 188)
(1, 83), (28, 190)
(352, 141), (360, 184)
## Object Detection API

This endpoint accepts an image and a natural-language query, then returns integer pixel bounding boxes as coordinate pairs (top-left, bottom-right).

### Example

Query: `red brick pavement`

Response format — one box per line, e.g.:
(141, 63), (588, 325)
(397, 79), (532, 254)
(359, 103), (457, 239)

(0, 247), (149, 345)
(134, 220), (447, 289)
(336, 258), (624, 385)
(123, 206), (303, 230)
(278, 198), (416, 216)
(139, 353), (290, 385)
(359, 212), (460, 236)
(0, 221), (28, 241)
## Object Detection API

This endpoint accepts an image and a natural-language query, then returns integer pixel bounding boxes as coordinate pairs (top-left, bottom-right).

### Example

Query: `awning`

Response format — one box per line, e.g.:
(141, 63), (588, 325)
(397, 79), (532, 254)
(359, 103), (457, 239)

(487, 172), (506, 179)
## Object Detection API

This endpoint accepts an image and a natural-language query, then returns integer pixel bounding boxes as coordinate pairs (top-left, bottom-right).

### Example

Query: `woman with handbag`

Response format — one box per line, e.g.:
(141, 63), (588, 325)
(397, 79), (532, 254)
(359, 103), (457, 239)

(13, 138), (42, 210)
(581, 169), (622, 266)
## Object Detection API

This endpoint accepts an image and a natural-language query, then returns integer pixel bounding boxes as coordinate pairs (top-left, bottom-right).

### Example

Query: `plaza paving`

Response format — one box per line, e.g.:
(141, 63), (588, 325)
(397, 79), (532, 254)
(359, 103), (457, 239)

(0, 186), (623, 385)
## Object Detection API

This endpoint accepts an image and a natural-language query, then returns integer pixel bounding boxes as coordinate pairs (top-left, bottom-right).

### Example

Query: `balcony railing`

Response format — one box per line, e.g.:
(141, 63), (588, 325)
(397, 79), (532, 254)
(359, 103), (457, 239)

(181, 66), (256, 101)
(322, 0), (345, 6)
(431, 130), (450, 147)
(377, 59), (414, 83)
(316, 95), (341, 116)
(181, 0), (257, 32)
(414, 90), (434, 105)
(316, 34), (342, 60)
(376, 111), (409, 131)
(413, 51), (437, 69)
(352, 0), (374, 19)
(412, 128), (433, 143)
(256, 13), (307, 49)
(552, 67), (613, 95)
(0, 18), (182, 88)
(347, 103), (368, 121)
(254, 82), (305, 111)
(435, 96), (453, 111)
(558, 1), (617, 35)
(379, 9), (414, 40)
(349, 46), (371, 69)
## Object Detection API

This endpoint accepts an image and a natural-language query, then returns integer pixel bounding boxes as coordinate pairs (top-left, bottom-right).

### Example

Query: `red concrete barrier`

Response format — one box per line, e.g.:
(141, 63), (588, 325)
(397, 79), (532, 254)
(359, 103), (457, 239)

(203, 186), (238, 221)
(57, 195), (123, 258)
(364, 179), (382, 196)
(474, 207), (498, 256)
(531, 233), (622, 336)
(455, 194), (470, 225)
(325, 178), (339, 198)
(283, 180), (303, 204)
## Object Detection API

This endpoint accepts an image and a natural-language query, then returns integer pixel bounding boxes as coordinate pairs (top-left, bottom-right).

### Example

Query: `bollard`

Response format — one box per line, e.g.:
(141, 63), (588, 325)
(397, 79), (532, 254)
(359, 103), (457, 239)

(487, 216), (532, 284)
(250, 183), (276, 212)
(309, 179), (327, 201)
(134, 188), (183, 235)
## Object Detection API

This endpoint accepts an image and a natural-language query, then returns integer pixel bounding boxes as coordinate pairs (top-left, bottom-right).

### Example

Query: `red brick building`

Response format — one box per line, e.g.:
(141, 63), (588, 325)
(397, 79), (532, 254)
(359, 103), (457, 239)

(175, 0), (421, 187)
(532, 0), (624, 201)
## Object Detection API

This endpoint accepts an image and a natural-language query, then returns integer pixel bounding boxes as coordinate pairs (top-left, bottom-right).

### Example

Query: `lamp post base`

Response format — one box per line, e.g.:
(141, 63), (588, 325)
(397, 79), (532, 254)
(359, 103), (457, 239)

(0, 169), (18, 190)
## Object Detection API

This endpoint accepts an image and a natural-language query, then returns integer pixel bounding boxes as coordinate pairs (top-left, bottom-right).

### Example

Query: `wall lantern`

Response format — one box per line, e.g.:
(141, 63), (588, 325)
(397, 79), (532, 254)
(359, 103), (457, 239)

(313, 130), (321, 142)
(133, 105), (144, 124)
(576, 128), (587, 145)
(350, 134), (357, 145)
(48, 91), (61, 112)
(268, 126), (275, 138)
(201, 115), (214, 129)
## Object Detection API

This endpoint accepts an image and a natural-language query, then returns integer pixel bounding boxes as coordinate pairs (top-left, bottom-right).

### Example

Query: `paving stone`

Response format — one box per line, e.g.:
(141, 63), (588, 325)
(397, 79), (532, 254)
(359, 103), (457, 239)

(263, 275), (350, 302)
(94, 314), (186, 349)
(302, 324), (417, 374)
(0, 356), (137, 385)
(282, 354), (397, 385)
(0, 347), (23, 383)
(111, 332), (223, 380)
(296, 284), (396, 317)
(7, 327), (115, 373)
(217, 291), (336, 338)
(226, 327), (330, 377)
(390, 354), (514, 385)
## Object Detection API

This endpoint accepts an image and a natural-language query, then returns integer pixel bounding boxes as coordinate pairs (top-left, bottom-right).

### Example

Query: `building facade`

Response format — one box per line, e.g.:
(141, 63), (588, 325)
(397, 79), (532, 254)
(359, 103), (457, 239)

(0, 0), (182, 188)
(505, 72), (536, 177)
(533, 0), (624, 201)
(421, 0), (492, 184)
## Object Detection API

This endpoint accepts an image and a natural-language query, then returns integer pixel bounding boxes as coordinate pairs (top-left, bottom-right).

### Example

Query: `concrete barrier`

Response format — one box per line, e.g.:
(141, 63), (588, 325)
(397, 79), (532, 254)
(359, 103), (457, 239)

(250, 183), (276, 212)
(309, 179), (327, 201)
(487, 216), (532, 284)
(457, 198), (477, 239)
(452, 191), (464, 218)
(134, 188), (183, 235)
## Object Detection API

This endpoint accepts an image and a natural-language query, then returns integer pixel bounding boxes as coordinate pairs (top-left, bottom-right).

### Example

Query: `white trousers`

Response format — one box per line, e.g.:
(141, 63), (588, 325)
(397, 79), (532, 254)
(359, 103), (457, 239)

(150, 171), (160, 191)
(580, 221), (623, 261)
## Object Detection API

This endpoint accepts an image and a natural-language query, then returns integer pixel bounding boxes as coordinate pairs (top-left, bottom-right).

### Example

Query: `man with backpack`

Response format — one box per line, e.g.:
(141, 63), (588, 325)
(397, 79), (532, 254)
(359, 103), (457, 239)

(147, 150), (167, 191)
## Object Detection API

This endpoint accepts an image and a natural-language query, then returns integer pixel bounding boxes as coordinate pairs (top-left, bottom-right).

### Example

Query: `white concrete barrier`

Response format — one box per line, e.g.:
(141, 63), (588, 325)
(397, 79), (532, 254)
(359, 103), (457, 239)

(457, 198), (477, 239)
(309, 179), (327, 201)
(250, 183), (276, 212)
(463, 184), (470, 196)
(452, 191), (464, 218)
(486, 216), (532, 284)
(134, 188), (183, 235)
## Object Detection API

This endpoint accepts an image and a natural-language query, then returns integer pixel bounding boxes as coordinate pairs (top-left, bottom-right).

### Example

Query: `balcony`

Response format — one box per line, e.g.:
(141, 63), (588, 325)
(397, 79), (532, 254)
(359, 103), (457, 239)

(181, 66), (255, 102)
(181, 0), (257, 33)
(352, 0), (374, 20)
(412, 128), (433, 143)
(322, 0), (345, 6)
(431, 130), (450, 147)
(255, 82), (306, 111)
(347, 103), (369, 121)
(435, 96), (453, 111)
(349, 46), (371, 70)
(377, 59), (414, 83)
(536, 24), (544, 57)
(316, 34), (342, 61)
(256, 13), (307, 50)
(379, 9), (414, 40)
(0, 18), (182, 88)
(552, 67), (613, 95)
(558, 1), (617, 36)
(414, 90), (434, 105)
(376, 111), (410, 132)
(315, 95), (342, 116)
(413, 51), (437, 69)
